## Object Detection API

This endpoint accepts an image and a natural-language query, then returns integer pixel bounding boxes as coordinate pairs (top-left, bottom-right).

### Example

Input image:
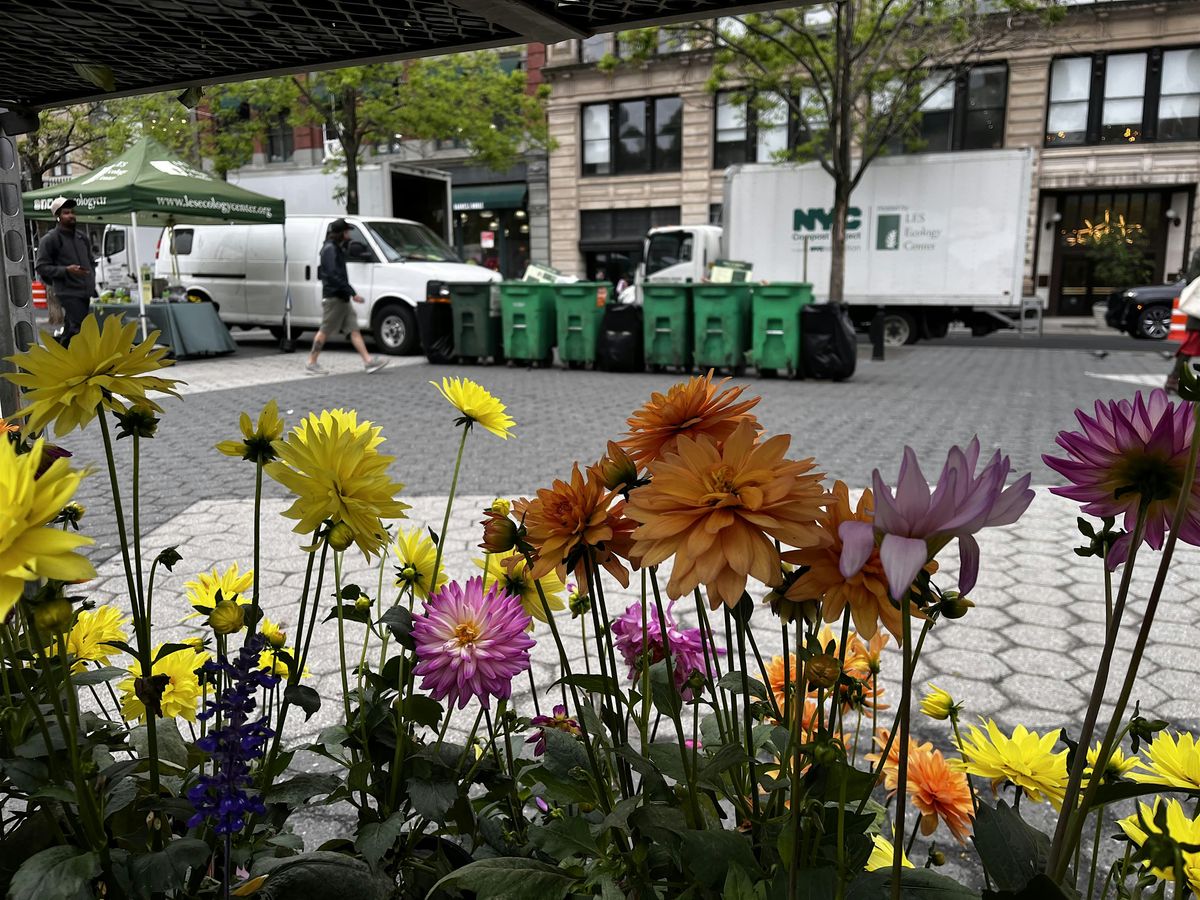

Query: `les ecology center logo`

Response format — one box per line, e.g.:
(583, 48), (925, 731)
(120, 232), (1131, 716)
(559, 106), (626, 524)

(791, 207), (911, 252)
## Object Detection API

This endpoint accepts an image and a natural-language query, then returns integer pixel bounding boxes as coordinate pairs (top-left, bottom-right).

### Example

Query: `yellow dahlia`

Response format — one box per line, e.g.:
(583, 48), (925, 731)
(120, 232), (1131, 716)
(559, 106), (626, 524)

(956, 720), (1068, 809)
(1118, 798), (1200, 891)
(625, 419), (826, 608)
(431, 377), (514, 439)
(119, 644), (210, 722)
(394, 527), (447, 601)
(215, 398), (284, 463)
(1130, 731), (1200, 790)
(266, 409), (409, 557)
(620, 370), (761, 468)
(184, 563), (253, 619)
(0, 438), (95, 619)
(919, 684), (957, 721)
(61, 605), (129, 674)
(476, 549), (566, 625)
(256, 620), (309, 679)
(866, 834), (914, 872)
(1085, 741), (1140, 783)
(3, 314), (179, 436)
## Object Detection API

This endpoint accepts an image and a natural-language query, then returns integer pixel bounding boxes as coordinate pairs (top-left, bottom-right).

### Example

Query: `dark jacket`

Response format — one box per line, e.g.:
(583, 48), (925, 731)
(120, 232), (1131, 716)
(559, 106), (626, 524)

(318, 238), (355, 301)
(36, 225), (96, 300)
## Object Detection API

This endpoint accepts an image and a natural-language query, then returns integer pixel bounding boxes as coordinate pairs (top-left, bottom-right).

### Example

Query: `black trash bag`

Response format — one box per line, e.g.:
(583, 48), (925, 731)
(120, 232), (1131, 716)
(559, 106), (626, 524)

(415, 301), (454, 364)
(598, 304), (644, 373)
(801, 303), (857, 381)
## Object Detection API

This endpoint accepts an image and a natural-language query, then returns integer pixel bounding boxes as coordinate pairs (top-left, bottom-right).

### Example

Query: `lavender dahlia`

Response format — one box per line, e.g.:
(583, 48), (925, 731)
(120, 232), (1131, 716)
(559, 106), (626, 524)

(412, 576), (535, 710)
(526, 704), (581, 756)
(1044, 390), (1200, 566)
(187, 634), (278, 835)
(610, 600), (721, 700)
(839, 438), (1034, 600)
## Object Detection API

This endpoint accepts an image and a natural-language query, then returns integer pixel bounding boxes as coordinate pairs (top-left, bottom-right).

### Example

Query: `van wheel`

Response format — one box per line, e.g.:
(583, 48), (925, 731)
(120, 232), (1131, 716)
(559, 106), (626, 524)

(882, 312), (919, 347)
(268, 325), (305, 342)
(372, 303), (418, 356)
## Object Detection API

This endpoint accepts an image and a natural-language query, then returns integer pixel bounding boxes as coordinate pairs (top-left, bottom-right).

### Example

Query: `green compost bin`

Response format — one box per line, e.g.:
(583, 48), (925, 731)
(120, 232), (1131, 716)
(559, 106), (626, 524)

(642, 283), (692, 371)
(553, 281), (610, 368)
(450, 282), (502, 363)
(500, 282), (557, 366)
(751, 282), (814, 377)
(692, 283), (753, 374)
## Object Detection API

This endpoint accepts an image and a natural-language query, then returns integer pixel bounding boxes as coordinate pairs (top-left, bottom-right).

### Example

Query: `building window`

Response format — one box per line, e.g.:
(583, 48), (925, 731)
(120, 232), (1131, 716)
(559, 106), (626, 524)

(581, 97), (683, 176)
(580, 34), (606, 63)
(709, 203), (723, 226)
(714, 91), (800, 167)
(51, 160), (71, 178)
(1158, 48), (1200, 141)
(580, 207), (680, 285)
(892, 65), (1007, 154)
(266, 114), (293, 163)
(918, 78), (956, 151)
(714, 93), (749, 167)
(963, 64), (1007, 149)
(1045, 47), (1200, 147)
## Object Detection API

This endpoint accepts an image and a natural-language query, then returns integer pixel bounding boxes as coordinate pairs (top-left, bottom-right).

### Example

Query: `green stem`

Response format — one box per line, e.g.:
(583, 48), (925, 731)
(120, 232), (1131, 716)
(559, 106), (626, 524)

(247, 461), (264, 642)
(891, 598), (915, 900)
(431, 425), (470, 588)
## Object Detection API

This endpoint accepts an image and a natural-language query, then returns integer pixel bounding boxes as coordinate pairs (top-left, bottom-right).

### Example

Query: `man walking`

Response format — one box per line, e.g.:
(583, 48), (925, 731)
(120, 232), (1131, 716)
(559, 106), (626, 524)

(306, 218), (388, 375)
(35, 197), (96, 345)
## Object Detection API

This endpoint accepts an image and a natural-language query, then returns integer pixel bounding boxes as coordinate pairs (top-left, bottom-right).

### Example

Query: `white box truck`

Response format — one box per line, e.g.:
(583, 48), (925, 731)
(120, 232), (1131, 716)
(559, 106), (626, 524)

(639, 149), (1033, 345)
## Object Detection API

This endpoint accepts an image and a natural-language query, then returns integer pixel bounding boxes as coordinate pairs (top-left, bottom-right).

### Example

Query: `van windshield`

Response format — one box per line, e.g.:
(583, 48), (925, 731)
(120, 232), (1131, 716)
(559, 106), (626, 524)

(645, 231), (693, 276)
(364, 221), (460, 263)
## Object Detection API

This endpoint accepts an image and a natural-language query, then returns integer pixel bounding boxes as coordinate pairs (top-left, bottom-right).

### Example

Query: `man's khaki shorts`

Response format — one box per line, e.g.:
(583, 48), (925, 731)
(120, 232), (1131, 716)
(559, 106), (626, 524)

(320, 296), (358, 336)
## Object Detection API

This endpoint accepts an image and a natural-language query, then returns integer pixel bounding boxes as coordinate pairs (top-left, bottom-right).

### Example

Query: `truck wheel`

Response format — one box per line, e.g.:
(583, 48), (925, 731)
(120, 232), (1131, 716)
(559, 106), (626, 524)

(882, 312), (919, 347)
(372, 303), (418, 356)
(1135, 305), (1171, 340)
(268, 324), (305, 343)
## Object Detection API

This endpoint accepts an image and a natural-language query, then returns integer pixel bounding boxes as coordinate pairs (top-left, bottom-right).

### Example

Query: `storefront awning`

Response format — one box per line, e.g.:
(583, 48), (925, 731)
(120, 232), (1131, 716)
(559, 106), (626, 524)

(453, 183), (527, 212)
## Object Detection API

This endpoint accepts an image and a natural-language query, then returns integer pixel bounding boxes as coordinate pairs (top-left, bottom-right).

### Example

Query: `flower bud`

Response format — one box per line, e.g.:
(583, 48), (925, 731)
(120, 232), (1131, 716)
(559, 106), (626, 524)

(480, 511), (520, 554)
(209, 599), (245, 636)
(594, 441), (638, 491)
(806, 654), (842, 690)
(267, 628), (286, 649)
(32, 598), (73, 634)
(57, 502), (86, 530)
(354, 595), (372, 612)
(327, 521), (354, 551)
(686, 670), (707, 693)
(115, 403), (160, 439)
(938, 592), (975, 619)
(490, 497), (511, 516)
(919, 683), (957, 721)
(930, 850), (946, 866)
(568, 587), (591, 618)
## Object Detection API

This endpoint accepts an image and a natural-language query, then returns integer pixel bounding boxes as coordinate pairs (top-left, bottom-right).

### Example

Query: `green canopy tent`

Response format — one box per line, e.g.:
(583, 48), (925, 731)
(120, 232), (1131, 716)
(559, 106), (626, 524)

(23, 136), (289, 341)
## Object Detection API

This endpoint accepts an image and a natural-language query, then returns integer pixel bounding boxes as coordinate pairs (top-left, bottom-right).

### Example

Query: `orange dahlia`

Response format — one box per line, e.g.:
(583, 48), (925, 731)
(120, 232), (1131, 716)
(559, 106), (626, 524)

(764, 653), (817, 729)
(814, 624), (888, 716)
(625, 419), (826, 608)
(620, 370), (761, 468)
(904, 744), (975, 844)
(868, 728), (934, 793)
(515, 464), (635, 588)
(784, 481), (930, 642)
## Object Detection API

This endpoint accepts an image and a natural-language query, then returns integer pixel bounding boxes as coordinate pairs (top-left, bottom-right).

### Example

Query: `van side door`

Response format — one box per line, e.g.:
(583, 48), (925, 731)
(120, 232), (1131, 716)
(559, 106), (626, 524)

(343, 223), (377, 329)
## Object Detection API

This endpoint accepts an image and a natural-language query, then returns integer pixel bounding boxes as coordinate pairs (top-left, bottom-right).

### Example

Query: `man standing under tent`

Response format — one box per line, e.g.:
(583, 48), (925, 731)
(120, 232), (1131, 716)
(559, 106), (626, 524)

(307, 219), (389, 375)
(35, 197), (95, 345)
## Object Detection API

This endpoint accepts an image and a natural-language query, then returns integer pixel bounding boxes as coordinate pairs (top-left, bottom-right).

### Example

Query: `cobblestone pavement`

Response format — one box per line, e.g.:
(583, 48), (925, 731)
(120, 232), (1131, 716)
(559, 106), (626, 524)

(57, 333), (1199, 851)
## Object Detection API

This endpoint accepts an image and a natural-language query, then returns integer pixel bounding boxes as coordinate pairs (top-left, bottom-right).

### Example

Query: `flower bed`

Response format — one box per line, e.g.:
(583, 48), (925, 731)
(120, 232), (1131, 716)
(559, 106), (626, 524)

(2, 314), (1200, 899)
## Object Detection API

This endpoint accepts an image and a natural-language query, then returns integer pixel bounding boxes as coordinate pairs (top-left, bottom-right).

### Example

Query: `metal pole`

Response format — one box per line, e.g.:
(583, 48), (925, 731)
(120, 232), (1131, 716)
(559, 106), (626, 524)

(130, 210), (147, 341)
(280, 221), (294, 352)
(803, 236), (809, 283)
(0, 122), (37, 420)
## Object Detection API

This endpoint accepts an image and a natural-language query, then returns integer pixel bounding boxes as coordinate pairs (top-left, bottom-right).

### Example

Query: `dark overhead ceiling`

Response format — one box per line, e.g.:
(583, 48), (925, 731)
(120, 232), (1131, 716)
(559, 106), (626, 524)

(0, 0), (785, 111)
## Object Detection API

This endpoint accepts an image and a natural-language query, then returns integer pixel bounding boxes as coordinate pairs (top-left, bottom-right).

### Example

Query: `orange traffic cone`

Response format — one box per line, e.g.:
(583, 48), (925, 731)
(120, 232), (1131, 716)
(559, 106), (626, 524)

(1169, 293), (1187, 343)
(31, 280), (47, 310)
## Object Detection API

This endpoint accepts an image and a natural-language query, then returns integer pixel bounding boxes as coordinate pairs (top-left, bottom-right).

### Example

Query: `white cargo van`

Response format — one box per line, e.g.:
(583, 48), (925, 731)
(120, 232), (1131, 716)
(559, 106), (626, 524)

(98, 225), (166, 291)
(154, 215), (499, 354)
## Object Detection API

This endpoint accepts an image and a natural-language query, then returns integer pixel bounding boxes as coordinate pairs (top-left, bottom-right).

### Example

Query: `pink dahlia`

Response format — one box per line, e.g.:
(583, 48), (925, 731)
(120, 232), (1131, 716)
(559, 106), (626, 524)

(610, 600), (722, 700)
(840, 438), (1034, 601)
(412, 576), (535, 710)
(525, 704), (581, 756)
(1043, 390), (1200, 566)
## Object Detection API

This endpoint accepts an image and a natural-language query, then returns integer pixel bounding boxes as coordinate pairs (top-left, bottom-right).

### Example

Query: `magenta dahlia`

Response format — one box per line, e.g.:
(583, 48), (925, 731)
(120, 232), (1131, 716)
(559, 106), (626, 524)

(412, 576), (535, 710)
(610, 600), (721, 700)
(1043, 390), (1200, 566)
(525, 704), (581, 756)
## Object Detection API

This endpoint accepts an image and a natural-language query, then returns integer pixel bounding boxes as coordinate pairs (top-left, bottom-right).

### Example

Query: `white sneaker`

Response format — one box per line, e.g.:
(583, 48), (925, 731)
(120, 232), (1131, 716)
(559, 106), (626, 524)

(364, 356), (389, 374)
(305, 361), (329, 375)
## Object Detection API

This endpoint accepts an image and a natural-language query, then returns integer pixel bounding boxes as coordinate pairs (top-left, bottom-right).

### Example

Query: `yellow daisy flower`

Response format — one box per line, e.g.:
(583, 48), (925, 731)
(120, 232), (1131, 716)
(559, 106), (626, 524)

(256, 619), (309, 679)
(919, 684), (956, 721)
(266, 409), (409, 557)
(866, 833), (914, 872)
(62, 605), (129, 674)
(0, 438), (95, 620)
(216, 399), (284, 463)
(260, 617), (288, 649)
(431, 377), (515, 439)
(3, 314), (179, 437)
(393, 527), (447, 601)
(1118, 798), (1200, 891)
(119, 644), (210, 722)
(956, 720), (1068, 810)
(1130, 732), (1200, 790)
(184, 563), (254, 619)
(1085, 741), (1140, 783)
(475, 549), (565, 626)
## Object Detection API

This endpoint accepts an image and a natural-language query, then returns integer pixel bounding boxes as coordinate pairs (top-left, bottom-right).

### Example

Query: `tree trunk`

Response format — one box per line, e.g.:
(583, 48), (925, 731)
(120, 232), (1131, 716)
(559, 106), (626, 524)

(341, 90), (360, 215)
(827, 0), (855, 304)
(828, 179), (851, 304)
(344, 155), (359, 214)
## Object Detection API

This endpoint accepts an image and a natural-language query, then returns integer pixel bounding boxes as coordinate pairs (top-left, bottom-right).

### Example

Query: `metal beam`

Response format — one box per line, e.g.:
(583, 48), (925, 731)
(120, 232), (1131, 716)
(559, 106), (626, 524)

(448, 0), (588, 42)
(0, 117), (35, 420)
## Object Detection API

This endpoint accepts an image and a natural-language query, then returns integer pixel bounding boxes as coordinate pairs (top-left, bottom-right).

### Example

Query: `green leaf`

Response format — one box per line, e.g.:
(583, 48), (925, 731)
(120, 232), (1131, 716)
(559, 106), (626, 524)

(680, 829), (759, 887)
(255, 851), (393, 900)
(1091, 780), (1200, 808)
(72, 63), (115, 92)
(697, 741), (748, 789)
(718, 670), (769, 701)
(403, 694), (443, 730)
(355, 813), (405, 872)
(724, 863), (766, 899)
(645, 741), (689, 783)
(407, 777), (457, 823)
(983, 873), (1079, 899)
(541, 725), (589, 780)
(130, 718), (188, 770)
(71, 666), (128, 687)
(971, 800), (1050, 893)
(9, 846), (100, 900)
(265, 772), (340, 806)
(285, 684), (322, 721)
(528, 816), (602, 860)
(153, 642), (194, 663)
(649, 659), (682, 718)
(431, 858), (578, 900)
(847, 868), (979, 899)
(379, 606), (415, 649)
(130, 837), (211, 894)
(555, 673), (622, 696)
(323, 603), (372, 626)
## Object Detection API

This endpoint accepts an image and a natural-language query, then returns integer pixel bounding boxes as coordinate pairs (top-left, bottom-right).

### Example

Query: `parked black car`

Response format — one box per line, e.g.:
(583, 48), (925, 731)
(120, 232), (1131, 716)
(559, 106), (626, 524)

(1104, 279), (1186, 339)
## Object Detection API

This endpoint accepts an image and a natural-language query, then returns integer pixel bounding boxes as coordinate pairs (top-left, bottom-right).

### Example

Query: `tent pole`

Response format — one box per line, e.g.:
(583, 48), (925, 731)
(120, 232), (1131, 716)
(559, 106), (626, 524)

(130, 211), (148, 342)
(281, 221), (294, 352)
(0, 123), (36, 420)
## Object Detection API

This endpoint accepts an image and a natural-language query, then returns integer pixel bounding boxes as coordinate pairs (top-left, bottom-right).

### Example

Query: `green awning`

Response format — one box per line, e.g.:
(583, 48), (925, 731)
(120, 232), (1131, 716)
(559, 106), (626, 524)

(452, 183), (526, 212)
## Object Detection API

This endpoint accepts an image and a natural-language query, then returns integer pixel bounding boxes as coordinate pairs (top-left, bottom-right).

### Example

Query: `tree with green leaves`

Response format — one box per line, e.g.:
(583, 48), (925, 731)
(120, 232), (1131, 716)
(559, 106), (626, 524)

(17, 104), (105, 191)
(262, 52), (552, 213)
(626, 2), (1062, 302)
